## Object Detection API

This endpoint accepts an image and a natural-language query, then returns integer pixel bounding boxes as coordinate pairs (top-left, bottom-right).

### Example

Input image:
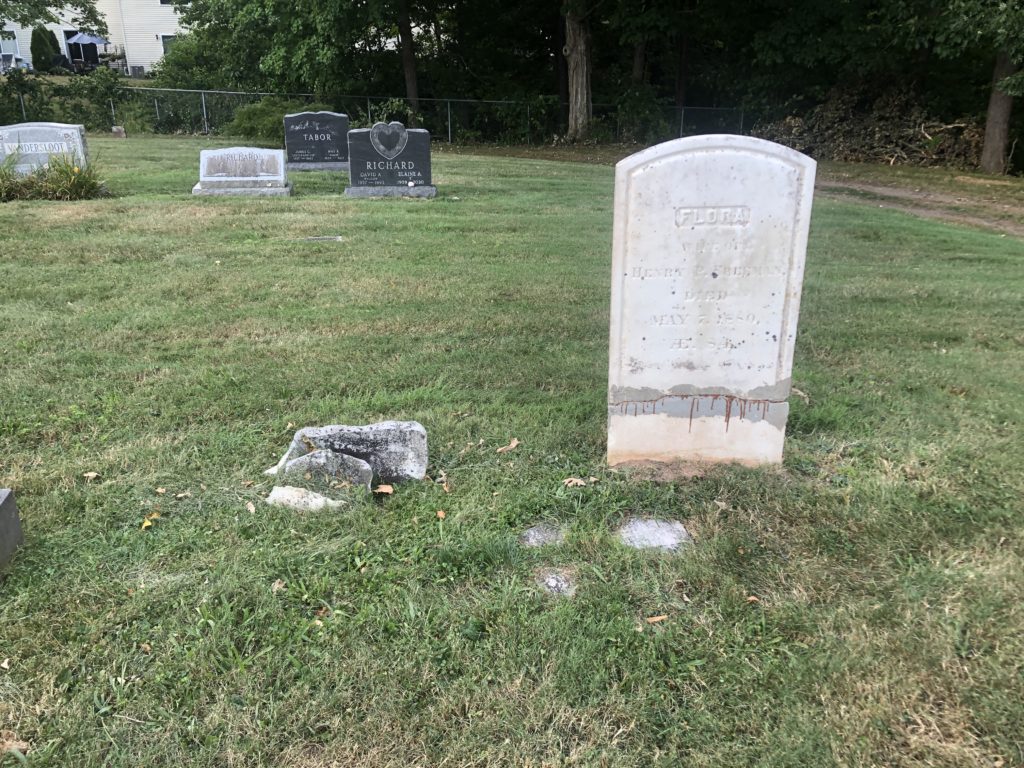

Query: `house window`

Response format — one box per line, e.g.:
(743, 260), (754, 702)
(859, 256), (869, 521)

(161, 35), (177, 54)
(160, 0), (174, 4)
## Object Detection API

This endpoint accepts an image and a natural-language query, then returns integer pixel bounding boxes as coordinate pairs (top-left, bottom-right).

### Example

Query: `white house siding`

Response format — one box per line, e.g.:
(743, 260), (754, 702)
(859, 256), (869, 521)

(116, 0), (184, 74)
(2, 0), (182, 73)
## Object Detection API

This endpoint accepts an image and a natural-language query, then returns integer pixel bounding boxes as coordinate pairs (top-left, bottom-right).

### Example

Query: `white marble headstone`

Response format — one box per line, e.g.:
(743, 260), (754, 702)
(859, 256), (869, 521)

(192, 147), (291, 196)
(608, 135), (815, 467)
(0, 122), (87, 175)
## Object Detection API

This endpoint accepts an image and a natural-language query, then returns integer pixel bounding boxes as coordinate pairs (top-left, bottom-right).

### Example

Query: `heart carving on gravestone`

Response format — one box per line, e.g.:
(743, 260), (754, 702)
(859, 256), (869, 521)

(370, 121), (409, 160)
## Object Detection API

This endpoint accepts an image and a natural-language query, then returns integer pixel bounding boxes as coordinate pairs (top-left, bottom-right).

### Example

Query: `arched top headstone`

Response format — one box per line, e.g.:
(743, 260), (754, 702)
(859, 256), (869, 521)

(608, 134), (816, 468)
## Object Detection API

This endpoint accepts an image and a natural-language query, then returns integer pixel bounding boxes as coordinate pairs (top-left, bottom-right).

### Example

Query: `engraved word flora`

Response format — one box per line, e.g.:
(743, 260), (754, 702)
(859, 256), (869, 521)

(608, 135), (816, 467)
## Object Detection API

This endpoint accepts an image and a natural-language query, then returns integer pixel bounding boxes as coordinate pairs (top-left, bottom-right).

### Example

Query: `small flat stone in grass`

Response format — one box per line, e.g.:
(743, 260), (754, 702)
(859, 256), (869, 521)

(534, 567), (576, 597)
(519, 523), (565, 548)
(266, 486), (346, 512)
(616, 517), (692, 552)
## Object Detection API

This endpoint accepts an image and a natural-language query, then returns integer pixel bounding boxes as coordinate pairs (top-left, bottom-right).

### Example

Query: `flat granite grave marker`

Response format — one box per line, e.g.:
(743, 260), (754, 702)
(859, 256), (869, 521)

(608, 134), (815, 468)
(0, 489), (24, 569)
(192, 147), (292, 196)
(0, 122), (87, 175)
(345, 121), (436, 198)
(284, 111), (349, 171)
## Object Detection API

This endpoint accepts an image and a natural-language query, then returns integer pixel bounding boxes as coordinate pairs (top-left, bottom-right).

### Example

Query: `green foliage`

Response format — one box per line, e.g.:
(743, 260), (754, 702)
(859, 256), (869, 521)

(52, 68), (125, 130)
(615, 85), (670, 143)
(0, 0), (106, 32)
(0, 152), (108, 201)
(150, 33), (234, 90)
(223, 97), (334, 141)
(0, 69), (52, 123)
(29, 26), (56, 72)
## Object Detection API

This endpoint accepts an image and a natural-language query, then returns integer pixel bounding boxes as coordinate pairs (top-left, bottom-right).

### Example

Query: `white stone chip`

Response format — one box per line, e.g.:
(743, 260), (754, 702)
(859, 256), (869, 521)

(265, 486), (346, 512)
(616, 517), (692, 552)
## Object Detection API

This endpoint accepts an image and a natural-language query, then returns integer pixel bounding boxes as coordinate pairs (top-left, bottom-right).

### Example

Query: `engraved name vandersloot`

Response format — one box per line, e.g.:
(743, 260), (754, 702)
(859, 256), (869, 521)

(675, 205), (750, 227)
(3, 141), (71, 154)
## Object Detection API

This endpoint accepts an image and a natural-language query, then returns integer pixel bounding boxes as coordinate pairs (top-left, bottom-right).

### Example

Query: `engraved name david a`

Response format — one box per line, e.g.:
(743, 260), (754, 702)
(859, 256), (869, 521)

(675, 205), (750, 227)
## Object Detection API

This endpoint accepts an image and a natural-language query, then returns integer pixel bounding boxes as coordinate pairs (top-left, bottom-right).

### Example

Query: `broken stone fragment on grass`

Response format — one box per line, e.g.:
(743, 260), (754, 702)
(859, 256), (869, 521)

(519, 523), (565, 548)
(281, 449), (373, 490)
(267, 421), (428, 483)
(534, 567), (576, 597)
(616, 517), (693, 552)
(266, 486), (346, 512)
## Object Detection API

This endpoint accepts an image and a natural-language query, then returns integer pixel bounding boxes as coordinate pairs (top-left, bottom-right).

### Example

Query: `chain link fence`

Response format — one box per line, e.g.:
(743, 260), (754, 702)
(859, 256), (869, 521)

(1, 79), (745, 144)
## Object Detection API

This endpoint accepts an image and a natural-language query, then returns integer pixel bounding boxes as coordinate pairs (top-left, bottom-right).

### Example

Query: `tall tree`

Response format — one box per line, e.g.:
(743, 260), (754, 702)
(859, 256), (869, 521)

(938, 1), (1024, 174)
(562, 1), (593, 140)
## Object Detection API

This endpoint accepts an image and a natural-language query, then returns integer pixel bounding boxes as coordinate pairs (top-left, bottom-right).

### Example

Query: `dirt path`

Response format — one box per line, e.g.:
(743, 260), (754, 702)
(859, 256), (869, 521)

(815, 179), (1024, 238)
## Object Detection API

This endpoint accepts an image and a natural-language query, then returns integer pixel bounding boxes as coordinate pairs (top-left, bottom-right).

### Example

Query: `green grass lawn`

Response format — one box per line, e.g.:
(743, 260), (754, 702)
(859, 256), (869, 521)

(1, 135), (1022, 767)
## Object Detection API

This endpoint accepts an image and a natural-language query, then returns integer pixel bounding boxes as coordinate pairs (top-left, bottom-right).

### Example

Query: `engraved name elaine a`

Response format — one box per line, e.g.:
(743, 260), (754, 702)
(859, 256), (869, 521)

(675, 205), (750, 227)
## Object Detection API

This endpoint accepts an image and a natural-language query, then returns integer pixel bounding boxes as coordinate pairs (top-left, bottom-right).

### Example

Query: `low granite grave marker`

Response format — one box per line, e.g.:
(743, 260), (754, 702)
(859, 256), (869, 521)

(284, 111), (349, 171)
(192, 147), (292, 196)
(608, 134), (815, 469)
(0, 489), (24, 569)
(0, 122), (87, 175)
(345, 121), (436, 198)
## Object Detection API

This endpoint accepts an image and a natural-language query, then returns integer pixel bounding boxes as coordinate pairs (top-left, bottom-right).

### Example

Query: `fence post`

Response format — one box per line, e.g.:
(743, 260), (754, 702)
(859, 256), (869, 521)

(678, 107), (685, 137)
(526, 104), (531, 145)
(109, 98), (116, 125)
(739, 107), (745, 134)
(154, 98), (160, 123)
(201, 91), (209, 134)
(367, 97), (371, 123)
(447, 100), (452, 144)
(19, 93), (26, 121)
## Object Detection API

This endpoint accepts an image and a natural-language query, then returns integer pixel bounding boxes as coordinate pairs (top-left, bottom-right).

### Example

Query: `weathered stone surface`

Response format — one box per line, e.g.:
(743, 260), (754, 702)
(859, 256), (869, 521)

(608, 135), (815, 467)
(0, 122), (87, 175)
(192, 147), (292, 196)
(111, 126), (126, 139)
(616, 517), (692, 552)
(265, 486), (346, 512)
(282, 449), (373, 490)
(534, 567), (576, 597)
(0, 489), (24, 568)
(270, 421), (428, 483)
(519, 524), (565, 548)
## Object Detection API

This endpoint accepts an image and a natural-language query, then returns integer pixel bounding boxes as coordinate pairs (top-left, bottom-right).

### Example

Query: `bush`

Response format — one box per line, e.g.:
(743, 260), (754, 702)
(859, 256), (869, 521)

(30, 27), (57, 73)
(224, 97), (334, 142)
(0, 153), (109, 202)
(52, 68), (126, 131)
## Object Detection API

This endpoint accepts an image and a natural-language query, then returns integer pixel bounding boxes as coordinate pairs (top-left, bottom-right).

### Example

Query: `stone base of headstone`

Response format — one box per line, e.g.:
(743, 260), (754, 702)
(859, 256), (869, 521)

(0, 489), (24, 568)
(111, 126), (127, 138)
(344, 185), (437, 199)
(192, 182), (293, 197)
(608, 400), (789, 468)
(287, 162), (349, 172)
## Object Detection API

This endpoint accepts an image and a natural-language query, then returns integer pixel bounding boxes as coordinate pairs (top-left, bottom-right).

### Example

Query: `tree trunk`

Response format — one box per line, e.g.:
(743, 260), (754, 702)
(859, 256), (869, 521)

(563, 10), (592, 141)
(979, 50), (1016, 175)
(555, 12), (569, 133)
(631, 38), (646, 84)
(396, 0), (420, 123)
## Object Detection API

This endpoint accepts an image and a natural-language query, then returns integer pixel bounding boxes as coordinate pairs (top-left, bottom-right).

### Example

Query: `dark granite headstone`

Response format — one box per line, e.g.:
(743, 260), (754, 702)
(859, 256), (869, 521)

(345, 121), (436, 198)
(0, 489), (24, 568)
(284, 111), (349, 171)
